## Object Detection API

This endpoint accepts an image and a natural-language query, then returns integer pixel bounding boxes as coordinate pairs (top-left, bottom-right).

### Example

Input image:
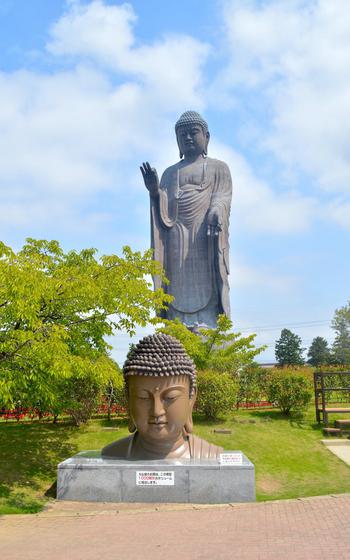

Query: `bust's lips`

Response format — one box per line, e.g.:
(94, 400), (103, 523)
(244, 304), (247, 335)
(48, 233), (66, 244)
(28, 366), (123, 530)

(148, 421), (167, 426)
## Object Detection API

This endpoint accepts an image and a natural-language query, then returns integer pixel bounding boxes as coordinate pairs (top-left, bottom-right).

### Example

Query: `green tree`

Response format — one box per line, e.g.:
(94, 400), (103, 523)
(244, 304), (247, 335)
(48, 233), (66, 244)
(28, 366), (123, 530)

(158, 314), (266, 373)
(275, 329), (305, 366)
(307, 336), (331, 366)
(0, 238), (170, 411)
(332, 302), (350, 365)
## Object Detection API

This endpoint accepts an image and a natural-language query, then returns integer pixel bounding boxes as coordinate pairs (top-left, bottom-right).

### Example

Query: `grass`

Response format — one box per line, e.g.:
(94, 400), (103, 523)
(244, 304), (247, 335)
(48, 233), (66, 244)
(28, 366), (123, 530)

(195, 408), (350, 501)
(0, 407), (349, 514)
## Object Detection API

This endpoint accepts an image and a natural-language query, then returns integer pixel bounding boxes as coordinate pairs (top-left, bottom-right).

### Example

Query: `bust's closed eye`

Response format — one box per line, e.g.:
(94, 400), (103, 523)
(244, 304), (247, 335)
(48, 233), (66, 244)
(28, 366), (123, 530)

(164, 390), (183, 401)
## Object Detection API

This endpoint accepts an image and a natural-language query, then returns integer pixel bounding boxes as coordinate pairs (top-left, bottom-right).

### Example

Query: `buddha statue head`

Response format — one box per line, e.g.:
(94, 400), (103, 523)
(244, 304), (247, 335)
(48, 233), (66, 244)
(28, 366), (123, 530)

(123, 334), (196, 454)
(175, 110), (210, 160)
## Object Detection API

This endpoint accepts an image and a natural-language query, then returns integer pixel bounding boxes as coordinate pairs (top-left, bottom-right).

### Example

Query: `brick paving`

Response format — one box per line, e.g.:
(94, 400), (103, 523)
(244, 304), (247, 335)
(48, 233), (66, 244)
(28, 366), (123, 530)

(1, 494), (350, 560)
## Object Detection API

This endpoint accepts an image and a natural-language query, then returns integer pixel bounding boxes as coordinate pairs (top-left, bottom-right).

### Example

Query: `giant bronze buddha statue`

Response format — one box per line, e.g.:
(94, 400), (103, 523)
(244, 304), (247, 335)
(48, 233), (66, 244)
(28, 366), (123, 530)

(140, 111), (232, 329)
(102, 333), (223, 460)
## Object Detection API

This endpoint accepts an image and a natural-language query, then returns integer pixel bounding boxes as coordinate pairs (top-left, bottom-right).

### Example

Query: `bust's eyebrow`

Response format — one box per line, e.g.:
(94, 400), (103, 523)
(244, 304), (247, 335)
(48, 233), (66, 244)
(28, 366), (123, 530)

(162, 385), (187, 392)
(133, 385), (186, 394)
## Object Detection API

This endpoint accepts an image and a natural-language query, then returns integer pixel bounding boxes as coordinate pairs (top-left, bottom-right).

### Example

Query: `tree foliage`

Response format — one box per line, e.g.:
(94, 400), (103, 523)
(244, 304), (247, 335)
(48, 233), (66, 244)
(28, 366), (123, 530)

(158, 314), (266, 373)
(307, 336), (331, 366)
(0, 238), (170, 410)
(331, 301), (350, 365)
(275, 329), (305, 366)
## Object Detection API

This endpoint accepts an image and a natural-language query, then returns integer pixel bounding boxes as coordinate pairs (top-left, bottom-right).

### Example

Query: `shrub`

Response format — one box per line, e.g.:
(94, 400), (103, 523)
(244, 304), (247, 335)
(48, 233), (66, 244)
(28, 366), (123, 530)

(196, 370), (237, 420)
(267, 374), (312, 415)
(236, 366), (270, 407)
(273, 365), (313, 380)
(60, 356), (122, 425)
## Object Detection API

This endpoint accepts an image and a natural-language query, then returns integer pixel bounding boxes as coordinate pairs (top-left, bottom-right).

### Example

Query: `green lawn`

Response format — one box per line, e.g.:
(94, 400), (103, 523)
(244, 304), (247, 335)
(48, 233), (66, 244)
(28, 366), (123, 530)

(0, 407), (349, 514)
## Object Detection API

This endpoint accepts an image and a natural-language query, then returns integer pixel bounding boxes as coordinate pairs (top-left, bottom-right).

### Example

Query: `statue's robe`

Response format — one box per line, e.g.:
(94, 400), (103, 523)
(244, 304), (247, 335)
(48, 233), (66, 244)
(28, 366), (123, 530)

(101, 432), (223, 460)
(150, 155), (232, 328)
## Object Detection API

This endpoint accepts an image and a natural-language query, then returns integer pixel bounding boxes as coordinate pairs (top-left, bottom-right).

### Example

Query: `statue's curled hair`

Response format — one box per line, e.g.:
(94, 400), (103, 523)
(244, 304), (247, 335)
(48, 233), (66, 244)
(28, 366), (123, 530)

(175, 111), (208, 135)
(123, 333), (196, 397)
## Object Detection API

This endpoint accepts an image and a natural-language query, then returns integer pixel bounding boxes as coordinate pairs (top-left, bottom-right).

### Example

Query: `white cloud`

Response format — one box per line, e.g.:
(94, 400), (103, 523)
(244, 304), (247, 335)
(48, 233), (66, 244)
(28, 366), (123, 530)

(47, 1), (209, 109)
(47, 1), (136, 68)
(325, 199), (350, 229)
(211, 141), (316, 233)
(222, 0), (350, 195)
(0, 1), (209, 237)
(0, 0), (338, 242)
(0, 67), (127, 195)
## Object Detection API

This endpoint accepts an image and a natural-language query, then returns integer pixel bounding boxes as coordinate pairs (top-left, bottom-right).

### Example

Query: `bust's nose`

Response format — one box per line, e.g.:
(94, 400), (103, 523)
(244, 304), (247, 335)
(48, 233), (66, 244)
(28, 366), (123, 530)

(151, 394), (166, 419)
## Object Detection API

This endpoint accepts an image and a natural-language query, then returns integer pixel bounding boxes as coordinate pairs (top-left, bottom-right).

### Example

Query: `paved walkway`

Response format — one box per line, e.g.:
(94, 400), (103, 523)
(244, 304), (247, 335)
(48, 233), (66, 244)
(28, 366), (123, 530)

(322, 439), (350, 465)
(1, 494), (350, 560)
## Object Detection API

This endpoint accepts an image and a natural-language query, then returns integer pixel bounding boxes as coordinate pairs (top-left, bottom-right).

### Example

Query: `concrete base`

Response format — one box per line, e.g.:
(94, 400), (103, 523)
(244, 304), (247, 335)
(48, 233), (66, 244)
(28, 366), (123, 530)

(57, 451), (255, 504)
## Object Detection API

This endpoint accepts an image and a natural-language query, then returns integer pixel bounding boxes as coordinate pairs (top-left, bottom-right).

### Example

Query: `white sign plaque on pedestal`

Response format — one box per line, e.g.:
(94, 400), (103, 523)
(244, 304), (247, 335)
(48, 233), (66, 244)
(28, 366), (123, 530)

(136, 471), (175, 486)
(219, 452), (243, 465)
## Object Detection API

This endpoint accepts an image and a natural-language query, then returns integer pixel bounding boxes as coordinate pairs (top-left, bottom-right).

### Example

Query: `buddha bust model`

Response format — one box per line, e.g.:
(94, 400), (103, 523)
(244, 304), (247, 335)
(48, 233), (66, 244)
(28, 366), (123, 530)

(101, 333), (223, 460)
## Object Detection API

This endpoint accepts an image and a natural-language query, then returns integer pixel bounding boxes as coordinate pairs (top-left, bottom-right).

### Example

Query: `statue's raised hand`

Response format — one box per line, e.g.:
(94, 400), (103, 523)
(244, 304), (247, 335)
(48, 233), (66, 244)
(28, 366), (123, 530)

(140, 162), (159, 198)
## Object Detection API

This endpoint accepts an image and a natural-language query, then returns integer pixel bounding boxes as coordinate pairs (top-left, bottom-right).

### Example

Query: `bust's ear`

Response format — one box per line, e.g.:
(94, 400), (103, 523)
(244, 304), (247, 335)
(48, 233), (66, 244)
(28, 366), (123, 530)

(127, 387), (136, 432)
(128, 403), (136, 433)
(128, 416), (136, 433)
(184, 388), (197, 434)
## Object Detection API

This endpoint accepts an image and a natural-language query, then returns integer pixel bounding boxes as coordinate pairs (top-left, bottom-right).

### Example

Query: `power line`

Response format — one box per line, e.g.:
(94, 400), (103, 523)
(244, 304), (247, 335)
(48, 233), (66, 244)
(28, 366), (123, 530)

(108, 320), (333, 336)
(237, 320), (331, 332)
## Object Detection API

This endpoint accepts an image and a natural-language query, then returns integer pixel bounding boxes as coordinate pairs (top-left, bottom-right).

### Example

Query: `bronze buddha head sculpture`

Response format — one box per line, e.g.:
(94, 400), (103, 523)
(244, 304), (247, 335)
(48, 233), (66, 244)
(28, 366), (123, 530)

(175, 110), (210, 160)
(101, 333), (222, 460)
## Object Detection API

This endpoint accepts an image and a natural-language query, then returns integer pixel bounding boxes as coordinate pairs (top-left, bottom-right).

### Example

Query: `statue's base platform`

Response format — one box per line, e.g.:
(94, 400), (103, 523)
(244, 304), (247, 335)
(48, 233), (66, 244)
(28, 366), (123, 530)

(57, 451), (255, 504)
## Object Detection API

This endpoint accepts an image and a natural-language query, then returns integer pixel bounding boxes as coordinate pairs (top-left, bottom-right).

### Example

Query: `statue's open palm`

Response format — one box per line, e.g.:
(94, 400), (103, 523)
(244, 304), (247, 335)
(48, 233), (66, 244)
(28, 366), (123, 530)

(140, 162), (159, 197)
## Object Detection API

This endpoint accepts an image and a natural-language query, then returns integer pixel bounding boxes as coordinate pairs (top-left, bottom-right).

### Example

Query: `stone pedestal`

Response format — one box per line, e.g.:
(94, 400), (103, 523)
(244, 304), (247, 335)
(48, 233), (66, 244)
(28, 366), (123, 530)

(57, 451), (255, 504)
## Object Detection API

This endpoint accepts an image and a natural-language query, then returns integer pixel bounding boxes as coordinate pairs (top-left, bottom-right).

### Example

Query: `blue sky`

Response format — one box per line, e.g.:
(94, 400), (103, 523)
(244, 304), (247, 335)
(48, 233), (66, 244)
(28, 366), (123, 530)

(0, 0), (349, 364)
